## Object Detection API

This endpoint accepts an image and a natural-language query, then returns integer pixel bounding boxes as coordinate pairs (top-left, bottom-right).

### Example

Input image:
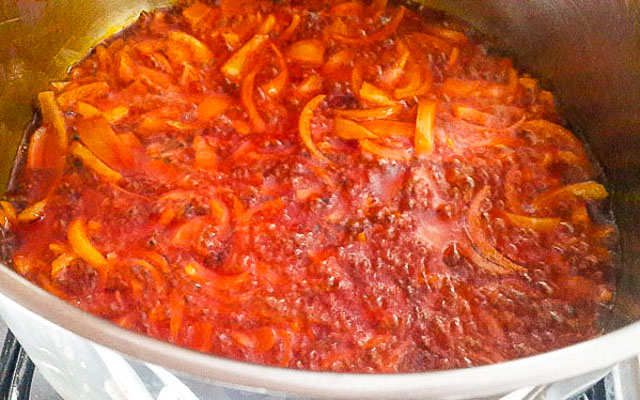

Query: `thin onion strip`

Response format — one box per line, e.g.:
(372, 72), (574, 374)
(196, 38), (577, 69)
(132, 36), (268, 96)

(332, 7), (405, 45)
(466, 187), (527, 274)
(299, 95), (331, 163)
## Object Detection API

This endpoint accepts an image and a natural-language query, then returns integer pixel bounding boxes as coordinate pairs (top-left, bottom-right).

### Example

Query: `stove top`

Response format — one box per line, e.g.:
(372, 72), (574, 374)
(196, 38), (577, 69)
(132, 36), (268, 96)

(0, 319), (623, 400)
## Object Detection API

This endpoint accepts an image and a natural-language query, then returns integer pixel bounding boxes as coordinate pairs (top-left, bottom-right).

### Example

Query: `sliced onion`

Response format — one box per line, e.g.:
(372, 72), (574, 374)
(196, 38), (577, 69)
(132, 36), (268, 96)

(424, 26), (468, 45)
(359, 138), (412, 162)
(332, 6), (405, 45)
(330, 2), (365, 16)
(334, 105), (401, 121)
(56, 82), (110, 108)
(221, 34), (268, 81)
(359, 81), (396, 106)
(533, 181), (608, 209)
(167, 31), (212, 63)
(197, 96), (230, 121)
(50, 251), (75, 279)
(257, 14), (276, 35)
(299, 95), (331, 163)
(324, 49), (354, 74)
(287, 39), (325, 64)
(466, 187), (527, 274)
(278, 13), (301, 42)
(333, 117), (378, 139)
(448, 46), (460, 68)
(182, 2), (216, 27)
(379, 45), (410, 89)
(193, 135), (217, 171)
(351, 63), (363, 96)
(38, 91), (67, 152)
(504, 212), (560, 233)
(241, 67), (267, 133)
(76, 116), (134, 170)
(297, 75), (323, 97)
(70, 141), (123, 183)
(261, 43), (289, 97)
(184, 261), (249, 288)
(75, 101), (102, 119)
(360, 120), (414, 138)
(394, 65), (433, 99)
(169, 290), (185, 340)
(0, 201), (16, 224)
(521, 119), (582, 151)
(17, 199), (47, 223)
(441, 78), (510, 101)
(415, 99), (437, 156)
(67, 218), (111, 274)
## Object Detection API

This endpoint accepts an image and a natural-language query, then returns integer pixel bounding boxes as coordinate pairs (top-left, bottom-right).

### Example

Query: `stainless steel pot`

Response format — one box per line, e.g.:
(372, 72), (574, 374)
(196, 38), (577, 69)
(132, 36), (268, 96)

(1, 0), (639, 399)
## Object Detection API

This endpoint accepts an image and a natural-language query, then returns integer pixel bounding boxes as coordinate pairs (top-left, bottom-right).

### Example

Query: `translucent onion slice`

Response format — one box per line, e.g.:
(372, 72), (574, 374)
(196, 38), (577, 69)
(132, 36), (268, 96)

(458, 243), (513, 275)
(182, 2), (215, 28)
(441, 78), (509, 101)
(394, 65), (433, 99)
(51, 251), (76, 279)
(17, 199), (47, 223)
(37, 91), (67, 152)
(221, 34), (268, 81)
(56, 82), (110, 108)
(351, 63), (363, 96)
(332, 6), (405, 45)
(359, 139), (412, 162)
(360, 120), (414, 138)
(324, 49), (354, 74)
(287, 39), (325, 64)
(504, 212), (560, 233)
(334, 105), (401, 121)
(330, 2), (365, 16)
(241, 67), (267, 133)
(466, 187), (527, 274)
(415, 99), (437, 156)
(533, 181), (608, 209)
(67, 218), (111, 274)
(76, 116), (134, 170)
(454, 105), (495, 126)
(359, 82), (396, 106)
(333, 117), (378, 139)
(521, 119), (582, 150)
(184, 261), (249, 288)
(26, 127), (63, 171)
(257, 14), (276, 35)
(197, 96), (230, 121)
(0, 201), (16, 224)
(193, 135), (217, 171)
(75, 101), (102, 119)
(299, 95), (331, 163)
(424, 26), (468, 45)
(70, 142), (123, 183)
(167, 31), (213, 63)
(169, 290), (185, 340)
(379, 45), (410, 89)
(278, 13), (301, 42)
(261, 43), (289, 97)
(297, 75), (323, 97)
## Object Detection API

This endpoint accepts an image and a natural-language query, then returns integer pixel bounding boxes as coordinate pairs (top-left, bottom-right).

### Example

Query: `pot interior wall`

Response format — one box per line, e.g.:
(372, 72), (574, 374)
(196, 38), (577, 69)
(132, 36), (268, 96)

(1, 0), (639, 329)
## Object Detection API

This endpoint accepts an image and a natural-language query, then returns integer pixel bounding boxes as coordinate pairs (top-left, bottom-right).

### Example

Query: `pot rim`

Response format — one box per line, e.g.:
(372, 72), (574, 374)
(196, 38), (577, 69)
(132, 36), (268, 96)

(1, 263), (639, 399)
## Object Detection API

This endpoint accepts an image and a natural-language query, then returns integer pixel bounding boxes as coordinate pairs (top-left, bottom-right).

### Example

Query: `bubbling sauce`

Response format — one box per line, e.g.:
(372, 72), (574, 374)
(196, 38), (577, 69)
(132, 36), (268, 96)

(0, 0), (615, 372)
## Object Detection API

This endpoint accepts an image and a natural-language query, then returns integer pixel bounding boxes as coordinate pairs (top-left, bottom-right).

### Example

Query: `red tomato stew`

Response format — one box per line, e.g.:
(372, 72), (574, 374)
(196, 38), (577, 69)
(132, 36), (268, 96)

(0, 0), (616, 373)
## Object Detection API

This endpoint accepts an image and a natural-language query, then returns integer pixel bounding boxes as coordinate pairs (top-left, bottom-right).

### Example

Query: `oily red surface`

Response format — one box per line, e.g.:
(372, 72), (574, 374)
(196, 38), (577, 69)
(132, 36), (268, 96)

(3, 0), (615, 372)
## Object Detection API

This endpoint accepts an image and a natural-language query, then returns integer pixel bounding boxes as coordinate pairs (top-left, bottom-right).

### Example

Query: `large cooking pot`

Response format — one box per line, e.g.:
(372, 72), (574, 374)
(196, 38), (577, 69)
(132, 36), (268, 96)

(1, 0), (639, 399)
